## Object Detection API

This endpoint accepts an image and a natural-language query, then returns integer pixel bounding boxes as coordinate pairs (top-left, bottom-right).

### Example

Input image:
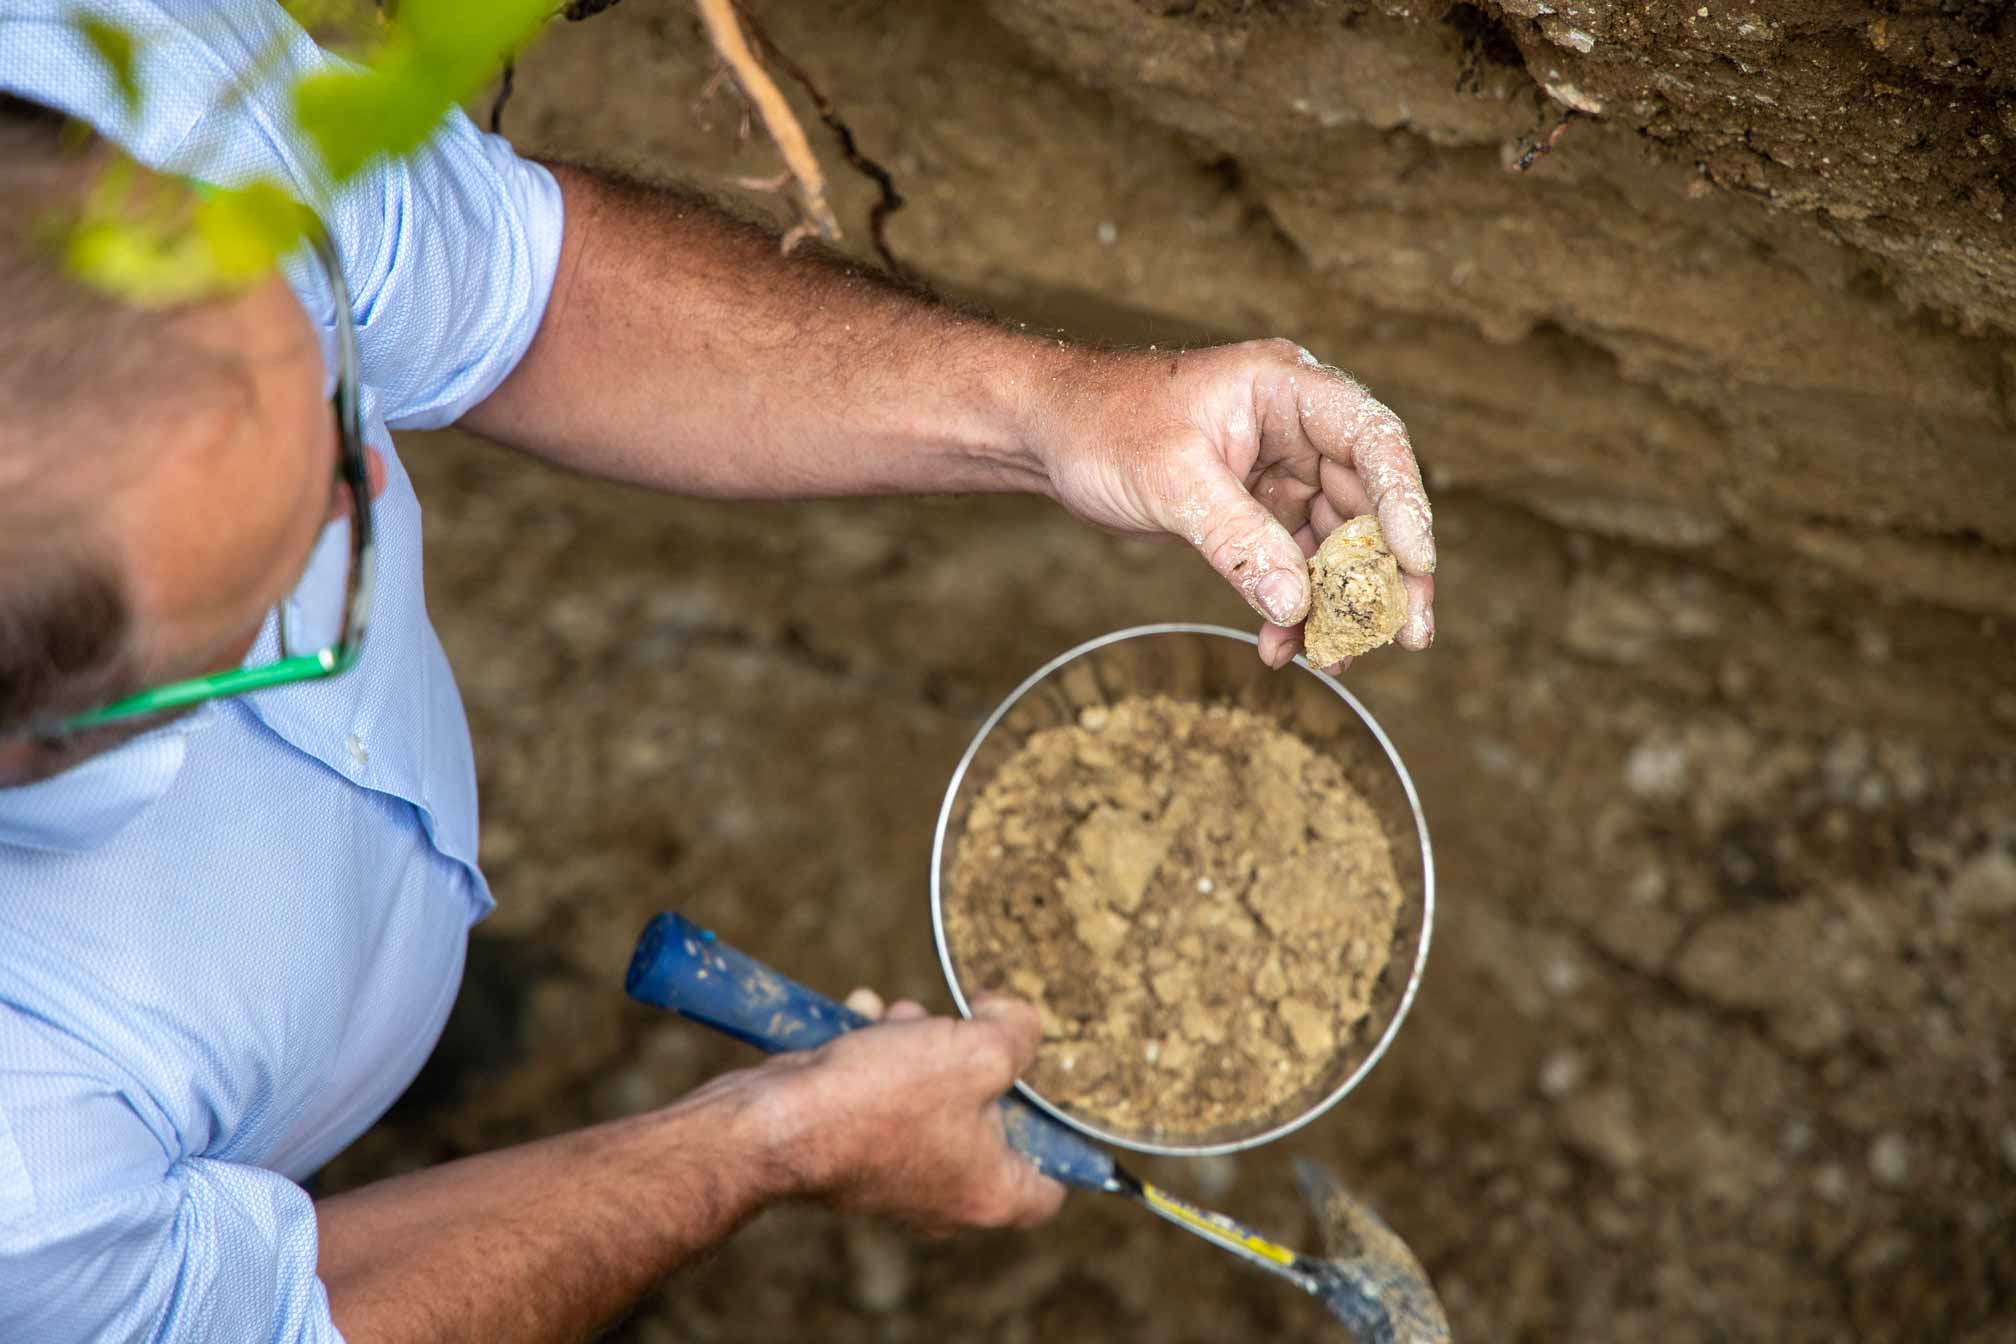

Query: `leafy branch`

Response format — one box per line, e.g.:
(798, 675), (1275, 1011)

(62, 0), (551, 304)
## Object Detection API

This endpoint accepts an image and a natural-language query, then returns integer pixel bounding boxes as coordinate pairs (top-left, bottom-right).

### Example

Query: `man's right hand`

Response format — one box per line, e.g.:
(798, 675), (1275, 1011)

(747, 993), (1067, 1233)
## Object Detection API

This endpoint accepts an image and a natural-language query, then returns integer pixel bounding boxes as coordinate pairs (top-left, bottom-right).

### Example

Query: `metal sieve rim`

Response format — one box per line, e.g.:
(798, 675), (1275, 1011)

(929, 623), (1435, 1158)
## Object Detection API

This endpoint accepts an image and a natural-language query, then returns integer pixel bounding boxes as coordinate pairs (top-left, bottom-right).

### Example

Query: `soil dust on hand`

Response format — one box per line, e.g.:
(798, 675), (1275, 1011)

(943, 695), (1404, 1142)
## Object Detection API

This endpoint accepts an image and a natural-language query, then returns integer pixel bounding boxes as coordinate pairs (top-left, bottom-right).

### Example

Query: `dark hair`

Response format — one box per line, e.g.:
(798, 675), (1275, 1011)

(0, 551), (132, 730)
(0, 94), (142, 744)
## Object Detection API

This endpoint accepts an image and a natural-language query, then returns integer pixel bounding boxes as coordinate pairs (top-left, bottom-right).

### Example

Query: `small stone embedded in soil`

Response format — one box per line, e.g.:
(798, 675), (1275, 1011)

(1304, 515), (1409, 665)
(942, 694), (1405, 1140)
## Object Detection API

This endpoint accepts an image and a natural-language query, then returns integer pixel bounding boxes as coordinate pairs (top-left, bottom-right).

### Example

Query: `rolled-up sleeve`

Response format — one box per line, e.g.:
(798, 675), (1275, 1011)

(331, 117), (566, 432)
(0, 1017), (341, 1343)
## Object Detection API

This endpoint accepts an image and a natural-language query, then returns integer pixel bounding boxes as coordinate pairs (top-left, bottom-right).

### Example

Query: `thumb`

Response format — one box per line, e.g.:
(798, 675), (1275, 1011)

(1165, 456), (1311, 627)
(969, 994), (1043, 1075)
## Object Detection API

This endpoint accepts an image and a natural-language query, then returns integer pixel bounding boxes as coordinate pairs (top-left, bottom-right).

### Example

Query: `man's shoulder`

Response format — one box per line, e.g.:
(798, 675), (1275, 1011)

(0, 0), (325, 177)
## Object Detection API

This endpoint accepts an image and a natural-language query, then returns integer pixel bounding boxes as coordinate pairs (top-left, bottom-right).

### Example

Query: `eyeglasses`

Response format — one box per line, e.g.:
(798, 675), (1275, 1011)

(54, 222), (375, 733)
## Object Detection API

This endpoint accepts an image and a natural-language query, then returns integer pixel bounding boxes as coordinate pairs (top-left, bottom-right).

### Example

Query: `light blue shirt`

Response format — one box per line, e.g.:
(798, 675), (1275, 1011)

(0, 3), (565, 1339)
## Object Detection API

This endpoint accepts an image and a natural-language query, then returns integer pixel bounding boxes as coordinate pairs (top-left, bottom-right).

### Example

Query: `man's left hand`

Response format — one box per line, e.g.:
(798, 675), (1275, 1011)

(1034, 338), (1437, 670)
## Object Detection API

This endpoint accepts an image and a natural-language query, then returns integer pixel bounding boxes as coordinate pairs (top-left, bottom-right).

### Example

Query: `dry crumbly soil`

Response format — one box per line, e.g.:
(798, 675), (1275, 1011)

(943, 695), (1403, 1142)
(319, 4), (2016, 1342)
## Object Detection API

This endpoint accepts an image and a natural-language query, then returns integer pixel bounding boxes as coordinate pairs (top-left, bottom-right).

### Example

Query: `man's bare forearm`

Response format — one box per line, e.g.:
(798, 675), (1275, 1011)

(460, 163), (1082, 500)
(314, 1074), (787, 1344)
(312, 1001), (1062, 1343)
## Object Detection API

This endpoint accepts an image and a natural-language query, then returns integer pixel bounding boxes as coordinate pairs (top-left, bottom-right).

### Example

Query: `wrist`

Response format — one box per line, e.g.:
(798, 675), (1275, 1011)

(738, 1063), (863, 1204)
(657, 1066), (816, 1206)
(1005, 339), (1153, 503)
(987, 332), (1118, 502)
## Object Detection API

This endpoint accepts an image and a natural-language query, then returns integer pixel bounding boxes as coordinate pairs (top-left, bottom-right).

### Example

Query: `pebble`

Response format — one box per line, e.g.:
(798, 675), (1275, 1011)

(1543, 955), (1584, 996)
(1538, 1049), (1587, 1099)
(1560, 1085), (1643, 1170)
(1951, 848), (2016, 918)
(2000, 1126), (2016, 1174)
(1624, 738), (1689, 800)
(1780, 1117), (1814, 1156)
(1814, 1164), (1850, 1203)
(1868, 1132), (1911, 1187)
(1628, 864), (1669, 906)
(844, 1223), (913, 1314)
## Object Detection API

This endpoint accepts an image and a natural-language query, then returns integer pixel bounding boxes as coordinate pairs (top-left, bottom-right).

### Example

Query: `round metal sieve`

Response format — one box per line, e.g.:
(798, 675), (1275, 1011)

(930, 624), (1434, 1158)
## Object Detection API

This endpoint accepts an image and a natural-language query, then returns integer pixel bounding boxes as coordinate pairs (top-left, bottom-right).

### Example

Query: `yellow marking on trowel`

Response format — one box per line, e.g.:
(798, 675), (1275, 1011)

(1141, 1184), (1298, 1267)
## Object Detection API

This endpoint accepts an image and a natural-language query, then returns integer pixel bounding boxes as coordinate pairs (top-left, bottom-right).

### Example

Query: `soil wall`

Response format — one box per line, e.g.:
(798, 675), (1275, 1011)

(320, 4), (2016, 1341)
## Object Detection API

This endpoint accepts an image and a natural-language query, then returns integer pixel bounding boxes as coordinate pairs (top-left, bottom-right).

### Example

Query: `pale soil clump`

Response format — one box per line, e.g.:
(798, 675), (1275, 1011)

(1304, 515), (1407, 665)
(943, 695), (1403, 1140)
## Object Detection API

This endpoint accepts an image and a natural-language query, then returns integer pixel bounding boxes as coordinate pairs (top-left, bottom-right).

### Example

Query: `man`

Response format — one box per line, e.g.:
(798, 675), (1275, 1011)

(0, 2), (1436, 1340)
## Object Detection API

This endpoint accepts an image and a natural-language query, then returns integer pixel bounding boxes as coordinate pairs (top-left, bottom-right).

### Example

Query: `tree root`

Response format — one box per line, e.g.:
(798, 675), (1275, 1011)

(731, 0), (911, 279)
(694, 0), (840, 251)
(494, 0), (912, 276)
(1507, 109), (1579, 174)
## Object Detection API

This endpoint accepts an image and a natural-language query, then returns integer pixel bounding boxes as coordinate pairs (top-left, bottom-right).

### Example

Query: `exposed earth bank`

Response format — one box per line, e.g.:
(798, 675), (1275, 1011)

(320, 4), (2016, 1342)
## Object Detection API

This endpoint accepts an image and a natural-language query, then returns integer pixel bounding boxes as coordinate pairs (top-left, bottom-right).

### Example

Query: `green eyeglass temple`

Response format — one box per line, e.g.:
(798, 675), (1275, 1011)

(56, 223), (376, 734)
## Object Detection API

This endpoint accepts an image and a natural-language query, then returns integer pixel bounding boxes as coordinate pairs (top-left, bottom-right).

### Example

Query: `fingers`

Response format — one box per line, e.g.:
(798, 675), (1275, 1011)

(843, 987), (886, 1020)
(844, 987), (929, 1026)
(1316, 462), (1433, 648)
(1309, 482), (1355, 540)
(974, 1085), (1067, 1229)
(1161, 453), (1313, 627)
(1294, 368), (1436, 577)
(1398, 572), (1435, 649)
(967, 994), (1043, 1079)
(1314, 461), (1372, 529)
(1257, 621), (1299, 670)
(990, 1149), (1068, 1228)
(787, 992), (1067, 1232)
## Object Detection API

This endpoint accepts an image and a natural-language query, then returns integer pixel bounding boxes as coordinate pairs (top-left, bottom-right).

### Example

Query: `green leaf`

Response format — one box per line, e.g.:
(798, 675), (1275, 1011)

(60, 163), (310, 306)
(293, 0), (552, 182)
(65, 214), (218, 306)
(77, 17), (141, 116)
(195, 181), (313, 283)
(279, 0), (379, 31)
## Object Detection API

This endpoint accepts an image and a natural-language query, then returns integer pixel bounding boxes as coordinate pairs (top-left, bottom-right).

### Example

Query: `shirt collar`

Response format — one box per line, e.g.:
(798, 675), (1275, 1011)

(0, 706), (217, 855)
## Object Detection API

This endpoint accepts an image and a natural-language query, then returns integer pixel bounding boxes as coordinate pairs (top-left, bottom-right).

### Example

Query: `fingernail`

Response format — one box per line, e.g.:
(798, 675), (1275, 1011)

(1257, 571), (1303, 625)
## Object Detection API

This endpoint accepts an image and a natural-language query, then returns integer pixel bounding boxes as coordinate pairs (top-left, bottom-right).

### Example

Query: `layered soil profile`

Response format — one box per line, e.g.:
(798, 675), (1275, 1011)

(318, 3), (2016, 1339)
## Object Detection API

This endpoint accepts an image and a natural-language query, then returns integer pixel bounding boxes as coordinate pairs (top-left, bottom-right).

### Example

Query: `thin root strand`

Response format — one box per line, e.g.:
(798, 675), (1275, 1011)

(694, 0), (841, 245)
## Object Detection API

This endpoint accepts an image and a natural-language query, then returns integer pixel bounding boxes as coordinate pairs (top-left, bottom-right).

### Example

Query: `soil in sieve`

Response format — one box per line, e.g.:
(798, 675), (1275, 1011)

(942, 695), (1404, 1140)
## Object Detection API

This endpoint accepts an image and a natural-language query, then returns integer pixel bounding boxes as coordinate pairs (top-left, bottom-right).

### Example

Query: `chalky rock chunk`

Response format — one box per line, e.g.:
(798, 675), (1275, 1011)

(1303, 515), (1408, 665)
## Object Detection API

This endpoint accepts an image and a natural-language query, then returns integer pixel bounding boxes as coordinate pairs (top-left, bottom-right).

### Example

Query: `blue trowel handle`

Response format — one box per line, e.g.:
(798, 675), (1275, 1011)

(625, 911), (1117, 1192)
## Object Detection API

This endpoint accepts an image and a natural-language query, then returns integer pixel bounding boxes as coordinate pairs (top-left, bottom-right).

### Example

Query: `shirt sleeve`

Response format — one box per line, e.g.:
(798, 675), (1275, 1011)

(0, 0), (566, 430)
(0, 1015), (343, 1344)
(323, 115), (566, 431)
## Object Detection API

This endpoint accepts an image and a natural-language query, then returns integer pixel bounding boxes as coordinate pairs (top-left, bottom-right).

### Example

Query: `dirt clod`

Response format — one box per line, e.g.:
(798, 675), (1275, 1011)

(943, 695), (1404, 1140)
(1304, 516), (1408, 665)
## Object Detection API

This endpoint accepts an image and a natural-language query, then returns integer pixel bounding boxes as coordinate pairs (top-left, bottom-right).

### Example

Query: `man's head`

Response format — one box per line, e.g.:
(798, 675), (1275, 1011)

(0, 94), (369, 783)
